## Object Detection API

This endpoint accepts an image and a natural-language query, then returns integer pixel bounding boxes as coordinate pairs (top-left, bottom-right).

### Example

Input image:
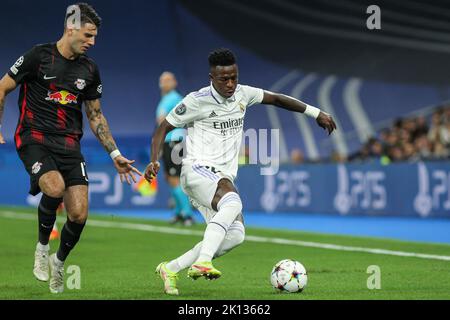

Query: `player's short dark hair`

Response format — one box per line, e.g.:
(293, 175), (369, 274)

(208, 48), (236, 67)
(65, 3), (102, 29)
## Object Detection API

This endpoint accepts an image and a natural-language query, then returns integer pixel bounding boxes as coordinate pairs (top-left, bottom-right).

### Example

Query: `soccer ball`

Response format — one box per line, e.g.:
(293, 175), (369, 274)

(270, 259), (308, 293)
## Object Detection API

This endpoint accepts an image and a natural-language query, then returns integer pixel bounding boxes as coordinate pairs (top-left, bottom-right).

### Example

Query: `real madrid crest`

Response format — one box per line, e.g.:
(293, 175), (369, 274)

(239, 102), (246, 113)
(75, 78), (86, 90)
(175, 103), (187, 115)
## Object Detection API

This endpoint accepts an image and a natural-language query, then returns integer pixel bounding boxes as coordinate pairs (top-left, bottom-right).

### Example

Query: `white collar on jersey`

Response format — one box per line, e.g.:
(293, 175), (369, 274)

(210, 82), (236, 104)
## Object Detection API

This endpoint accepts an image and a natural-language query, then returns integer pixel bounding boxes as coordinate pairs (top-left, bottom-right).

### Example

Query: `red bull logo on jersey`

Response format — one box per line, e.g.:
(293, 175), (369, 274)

(45, 90), (78, 105)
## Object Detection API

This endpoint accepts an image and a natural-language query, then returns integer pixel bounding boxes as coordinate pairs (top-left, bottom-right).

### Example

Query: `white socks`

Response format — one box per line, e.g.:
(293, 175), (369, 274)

(37, 242), (49, 251)
(196, 223), (227, 262)
(196, 192), (242, 262)
(165, 192), (244, 273)
(166, 221), (245, 273)
(214, 221), (245, 257)
(52, 253), (64, 266)
(166, 242), (203, 273)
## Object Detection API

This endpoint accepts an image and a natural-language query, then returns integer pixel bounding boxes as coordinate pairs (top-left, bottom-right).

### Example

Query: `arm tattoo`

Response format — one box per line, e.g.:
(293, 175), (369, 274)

(95, 121), (117, 153)
(85, 100), (118, 153)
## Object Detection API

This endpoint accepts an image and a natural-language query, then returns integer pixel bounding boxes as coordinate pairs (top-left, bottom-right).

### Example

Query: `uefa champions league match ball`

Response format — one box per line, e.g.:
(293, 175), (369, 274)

(270, 259), (308, 293)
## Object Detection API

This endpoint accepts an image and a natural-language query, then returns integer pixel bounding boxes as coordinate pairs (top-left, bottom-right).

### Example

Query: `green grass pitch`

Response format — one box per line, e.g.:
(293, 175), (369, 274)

(1, 206), (450, 300)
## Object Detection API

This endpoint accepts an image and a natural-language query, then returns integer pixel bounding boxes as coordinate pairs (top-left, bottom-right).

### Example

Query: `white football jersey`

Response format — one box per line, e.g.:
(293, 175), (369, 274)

(165, 83), (264, 180)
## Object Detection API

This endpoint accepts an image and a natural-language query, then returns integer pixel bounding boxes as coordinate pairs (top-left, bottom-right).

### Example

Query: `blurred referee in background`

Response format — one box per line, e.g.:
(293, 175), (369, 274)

(156, 72), (194, 226)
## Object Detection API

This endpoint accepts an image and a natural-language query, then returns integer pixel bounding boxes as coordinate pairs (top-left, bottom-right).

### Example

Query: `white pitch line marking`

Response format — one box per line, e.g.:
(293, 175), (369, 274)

(1, 210), (450, 262)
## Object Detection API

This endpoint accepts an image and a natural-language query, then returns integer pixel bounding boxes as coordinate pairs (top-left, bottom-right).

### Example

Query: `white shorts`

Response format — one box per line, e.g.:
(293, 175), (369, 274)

(180, 163), (234, 223)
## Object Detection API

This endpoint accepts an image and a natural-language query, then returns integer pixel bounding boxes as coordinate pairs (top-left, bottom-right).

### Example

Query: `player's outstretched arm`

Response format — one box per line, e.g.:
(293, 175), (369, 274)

(144, 119), (175, 183)
(84, 99), (142, 184)
(0, 74), (18, 144)
(262, 90), (337, 135)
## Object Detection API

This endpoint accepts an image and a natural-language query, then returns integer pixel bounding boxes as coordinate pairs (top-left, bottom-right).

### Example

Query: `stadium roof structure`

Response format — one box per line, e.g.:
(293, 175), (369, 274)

(178, 0), (450, 84)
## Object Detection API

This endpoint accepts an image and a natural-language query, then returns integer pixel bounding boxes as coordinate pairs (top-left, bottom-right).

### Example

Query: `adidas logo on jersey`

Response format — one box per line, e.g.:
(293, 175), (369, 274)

(209, 111), (218, 118)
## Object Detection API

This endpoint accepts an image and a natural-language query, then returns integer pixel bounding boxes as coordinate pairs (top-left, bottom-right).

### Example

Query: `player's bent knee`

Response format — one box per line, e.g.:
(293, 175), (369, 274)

(214, 222), (245, 258)
(64, 186), (89, 224)
(225, 230), (245, 249)
(66, 201), (88, 223)
(41, 178), (65, 198)
(44, 188), (65, 199)
(228, 221), (245, 247)
(39, 171), (65, 198)
(68, 212), (88, 224)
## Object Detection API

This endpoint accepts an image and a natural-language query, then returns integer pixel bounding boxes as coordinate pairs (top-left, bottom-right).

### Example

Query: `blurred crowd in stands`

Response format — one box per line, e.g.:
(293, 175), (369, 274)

(286, 105), (450, 165)
(347, 105), (450, 163)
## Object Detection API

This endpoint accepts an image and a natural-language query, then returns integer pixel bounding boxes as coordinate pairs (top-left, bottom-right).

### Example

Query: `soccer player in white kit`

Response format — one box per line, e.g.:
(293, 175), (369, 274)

(145, 48), (336, 295)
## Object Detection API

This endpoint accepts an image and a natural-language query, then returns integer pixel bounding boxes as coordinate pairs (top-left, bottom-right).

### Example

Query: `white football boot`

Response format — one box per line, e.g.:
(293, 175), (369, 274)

(33, 243), (50, 282)
(49, 253), (65, 293)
